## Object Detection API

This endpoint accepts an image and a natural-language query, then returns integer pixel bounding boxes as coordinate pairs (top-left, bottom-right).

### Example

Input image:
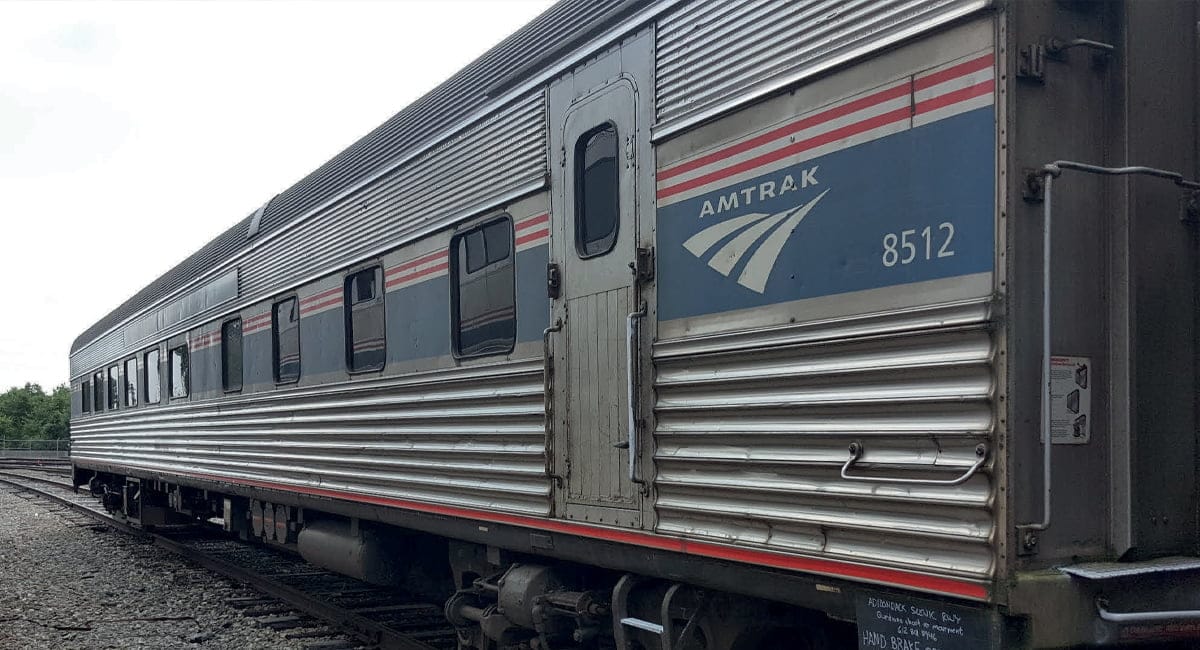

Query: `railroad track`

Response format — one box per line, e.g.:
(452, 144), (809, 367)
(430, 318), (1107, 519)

(0, 458), (71, 474)
(0, 471), (456, 650)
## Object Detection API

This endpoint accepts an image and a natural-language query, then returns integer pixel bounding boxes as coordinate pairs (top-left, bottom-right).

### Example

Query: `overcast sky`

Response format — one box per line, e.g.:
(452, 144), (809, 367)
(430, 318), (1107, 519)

(0, 0), (556, 391)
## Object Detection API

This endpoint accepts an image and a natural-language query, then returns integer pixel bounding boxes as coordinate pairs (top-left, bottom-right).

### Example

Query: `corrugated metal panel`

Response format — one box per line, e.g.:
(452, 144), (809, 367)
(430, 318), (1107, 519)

(71, 360), (550, 517)
(71, 0), (646, 357)
(256, 0), (642, 238)
(237, 93), (545, 306)
(654, 0), (992, 137)
(71, 271), (240, 377)
(72, 93), (545, 378)
(651, 300), (996, 581)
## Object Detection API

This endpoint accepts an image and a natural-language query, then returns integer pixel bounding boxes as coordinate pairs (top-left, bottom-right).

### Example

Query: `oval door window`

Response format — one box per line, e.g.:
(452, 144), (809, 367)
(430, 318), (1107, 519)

(574, 122), (620, 258)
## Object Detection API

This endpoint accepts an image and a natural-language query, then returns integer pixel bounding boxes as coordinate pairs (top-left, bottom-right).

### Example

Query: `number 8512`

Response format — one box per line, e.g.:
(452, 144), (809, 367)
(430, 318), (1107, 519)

(882, 222), (955, 267)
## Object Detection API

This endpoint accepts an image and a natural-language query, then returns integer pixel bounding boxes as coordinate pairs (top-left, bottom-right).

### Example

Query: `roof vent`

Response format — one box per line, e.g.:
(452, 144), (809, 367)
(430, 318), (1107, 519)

(246, 196), (274, 239)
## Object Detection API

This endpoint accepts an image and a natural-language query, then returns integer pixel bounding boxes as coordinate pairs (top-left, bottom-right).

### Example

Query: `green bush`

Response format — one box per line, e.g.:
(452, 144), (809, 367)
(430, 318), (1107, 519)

(0, 383), (70, 441)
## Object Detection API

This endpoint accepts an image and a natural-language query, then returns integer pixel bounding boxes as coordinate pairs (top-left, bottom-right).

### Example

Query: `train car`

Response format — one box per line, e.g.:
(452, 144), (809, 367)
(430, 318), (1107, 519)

(67, 1), (1200, 648)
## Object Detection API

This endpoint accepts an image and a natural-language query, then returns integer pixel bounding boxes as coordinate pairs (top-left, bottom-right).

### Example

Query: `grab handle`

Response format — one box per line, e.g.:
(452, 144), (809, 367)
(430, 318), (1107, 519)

(1097, 598), (1200, 623)
(841, 442), (987, 486)
(622, 303), (647, 483)
(542, 319), (562, 485)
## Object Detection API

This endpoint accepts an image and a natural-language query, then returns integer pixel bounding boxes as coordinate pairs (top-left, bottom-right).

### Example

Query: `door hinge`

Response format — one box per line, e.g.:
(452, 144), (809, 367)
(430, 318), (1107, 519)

(633, 246), (655, 284)
(547, 263), (561, 299)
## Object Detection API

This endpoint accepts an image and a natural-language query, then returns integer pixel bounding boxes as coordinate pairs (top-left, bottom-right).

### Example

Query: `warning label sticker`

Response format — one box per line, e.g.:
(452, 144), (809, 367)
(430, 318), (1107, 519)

(1050, 355), (1091, 445)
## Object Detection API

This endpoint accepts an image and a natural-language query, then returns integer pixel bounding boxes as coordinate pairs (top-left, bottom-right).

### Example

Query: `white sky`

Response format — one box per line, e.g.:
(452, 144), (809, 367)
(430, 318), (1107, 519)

(0, 0), (556, 391)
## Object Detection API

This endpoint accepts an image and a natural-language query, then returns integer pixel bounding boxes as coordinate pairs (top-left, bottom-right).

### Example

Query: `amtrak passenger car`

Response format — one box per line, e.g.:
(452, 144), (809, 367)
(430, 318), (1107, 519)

(69, 1), (1200, 648)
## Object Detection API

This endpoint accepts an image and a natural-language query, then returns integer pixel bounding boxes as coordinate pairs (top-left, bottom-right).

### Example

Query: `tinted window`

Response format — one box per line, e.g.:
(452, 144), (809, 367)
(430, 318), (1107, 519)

(124, 358), (138, 408)
(107, 365), (120, 410)
(575, 123), (619, 257)
(273, 297), (300, 383)
(345, 267), (385, 372)
(81, 381), (91, 413)
(93, 372), (104, 412)
(144, 349), (161, 404)
(222, 319), (243, 392)
(453, 218), (515, 357)
(169, 345), (189, 399)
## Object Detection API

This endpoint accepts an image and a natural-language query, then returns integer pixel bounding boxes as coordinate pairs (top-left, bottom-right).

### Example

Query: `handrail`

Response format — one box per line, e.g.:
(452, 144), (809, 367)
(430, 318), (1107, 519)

(624, 303), (647, 484)
(840, 442), (988, 486)
(542, 319), (563, 486)
(1017, 161), (1200, 538)
(1097, 598), (1200, 623)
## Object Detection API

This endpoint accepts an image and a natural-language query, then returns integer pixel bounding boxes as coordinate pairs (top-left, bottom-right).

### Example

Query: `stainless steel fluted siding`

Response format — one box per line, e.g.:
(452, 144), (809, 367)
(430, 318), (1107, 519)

(71, 93), (545, 377)
(652, 300), (996, 580)
(244, 96), (544, 296)
(71, 0), (646, 355)
(71, 360), (550, 516)
(655, 0), (991, 127)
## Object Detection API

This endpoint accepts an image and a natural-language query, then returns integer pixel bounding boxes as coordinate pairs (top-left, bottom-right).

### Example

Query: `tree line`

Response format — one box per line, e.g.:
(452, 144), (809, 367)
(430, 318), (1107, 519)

(0, 383), (70, 441)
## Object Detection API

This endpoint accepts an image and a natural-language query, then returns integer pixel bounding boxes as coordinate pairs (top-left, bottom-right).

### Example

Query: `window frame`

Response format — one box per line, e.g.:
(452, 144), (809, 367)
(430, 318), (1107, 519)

(81, 380), (91, 414)
(343, 265), (387, 374)
(123, 357), (138, 408)
(92, 371), (105, 413)
(449, 215), (517, 360)
(168, 344), (190, 400)
(272, 295), (301, 385)
(221, 317), (244, 393)
(107, 364), (121, 411)
(144, 348), (162, 405)
(573, 121), (621, 259)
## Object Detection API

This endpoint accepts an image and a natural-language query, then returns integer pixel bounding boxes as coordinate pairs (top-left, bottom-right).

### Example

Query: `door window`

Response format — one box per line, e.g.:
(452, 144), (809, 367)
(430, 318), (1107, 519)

(574, 123), (620, 257)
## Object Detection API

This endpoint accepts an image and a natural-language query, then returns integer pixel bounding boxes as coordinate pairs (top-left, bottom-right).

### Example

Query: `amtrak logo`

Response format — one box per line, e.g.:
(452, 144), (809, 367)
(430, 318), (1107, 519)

(682, 189), (830, 293)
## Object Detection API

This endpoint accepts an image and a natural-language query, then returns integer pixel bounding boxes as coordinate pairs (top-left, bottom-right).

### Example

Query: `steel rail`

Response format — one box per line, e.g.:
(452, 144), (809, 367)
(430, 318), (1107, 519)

(0, 471), (74, 492)
(0, 472), (438, 650)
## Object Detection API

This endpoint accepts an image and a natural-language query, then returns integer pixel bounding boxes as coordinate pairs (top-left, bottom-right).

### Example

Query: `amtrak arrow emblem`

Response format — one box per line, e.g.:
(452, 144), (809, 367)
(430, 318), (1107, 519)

(682, 189), (830, 293)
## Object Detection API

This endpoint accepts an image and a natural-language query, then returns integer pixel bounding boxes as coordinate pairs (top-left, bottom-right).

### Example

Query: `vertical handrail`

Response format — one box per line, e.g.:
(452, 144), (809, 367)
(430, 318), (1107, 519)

(1017, 161), (1200, 542)
(543, 319), (563, 487)
(1017, 172), (1055, 535)
(625, 303), (647, 483)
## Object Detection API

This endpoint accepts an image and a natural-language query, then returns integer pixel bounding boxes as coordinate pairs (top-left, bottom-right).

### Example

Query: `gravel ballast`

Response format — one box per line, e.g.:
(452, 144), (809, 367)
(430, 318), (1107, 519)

(0, 486), (322, 649)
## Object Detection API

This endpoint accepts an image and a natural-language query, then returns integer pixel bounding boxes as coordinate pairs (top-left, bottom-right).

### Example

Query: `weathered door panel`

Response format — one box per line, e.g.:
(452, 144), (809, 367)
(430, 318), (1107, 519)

(548, 31), (654, 528)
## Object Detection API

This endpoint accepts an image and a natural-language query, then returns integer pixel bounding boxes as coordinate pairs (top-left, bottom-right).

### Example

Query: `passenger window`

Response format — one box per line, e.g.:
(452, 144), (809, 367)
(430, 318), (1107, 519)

(574, 123), (620, 257)
(452, 218), (515, 357)
(124, 358), (138, 408)
(169, 345), (189, 399)
(144, 349), (161, 404)
(81, 380), (91, 413)
(273, 297), (300, 383)
(93, 372), (104, 412)
(344, 267), (385, 372)
(107, 365), (120, 410)
(222, 318), (243, 392)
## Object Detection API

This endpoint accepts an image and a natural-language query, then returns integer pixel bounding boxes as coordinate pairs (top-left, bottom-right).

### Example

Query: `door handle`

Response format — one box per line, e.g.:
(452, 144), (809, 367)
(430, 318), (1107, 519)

(623, 303), (647, 484)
